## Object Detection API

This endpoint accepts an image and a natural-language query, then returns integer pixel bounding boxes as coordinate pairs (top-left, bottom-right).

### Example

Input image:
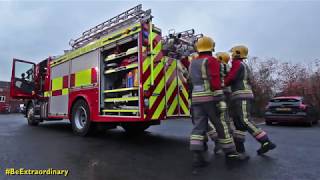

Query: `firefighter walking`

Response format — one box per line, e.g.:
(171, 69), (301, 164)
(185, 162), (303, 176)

(207, 52), (234, 154)
(189, 37), (248, 173)
(224, 45), (276, 155)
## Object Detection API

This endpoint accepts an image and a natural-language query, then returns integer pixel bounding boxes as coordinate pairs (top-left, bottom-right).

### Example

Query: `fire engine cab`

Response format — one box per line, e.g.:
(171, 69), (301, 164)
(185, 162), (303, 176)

(10, 5), (201, 136)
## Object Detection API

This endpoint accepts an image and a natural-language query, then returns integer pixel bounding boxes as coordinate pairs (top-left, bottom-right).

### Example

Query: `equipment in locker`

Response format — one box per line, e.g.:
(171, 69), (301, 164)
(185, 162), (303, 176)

(106, 63), (118, 70)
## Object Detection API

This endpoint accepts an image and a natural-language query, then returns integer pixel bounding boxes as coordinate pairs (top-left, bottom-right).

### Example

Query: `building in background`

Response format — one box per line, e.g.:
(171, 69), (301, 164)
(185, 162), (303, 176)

(0, 81), (22, 113)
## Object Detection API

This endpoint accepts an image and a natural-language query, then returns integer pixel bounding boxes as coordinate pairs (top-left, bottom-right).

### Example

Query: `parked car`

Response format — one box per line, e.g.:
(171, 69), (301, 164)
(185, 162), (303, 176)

(265, 96), (318, 126)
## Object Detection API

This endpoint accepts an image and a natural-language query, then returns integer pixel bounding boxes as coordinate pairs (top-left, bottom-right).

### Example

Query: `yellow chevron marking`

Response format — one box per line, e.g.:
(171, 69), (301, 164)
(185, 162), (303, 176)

(178, 78), (190, 115)
(166, 74), (177, 103)
(182, 87), (189, 101)
(165, 60), (176, 84)
(179, 95), (189, 115)
(153, 39), (162, 56)
(167, 97), (178, 115)
(144, 56), (164, 91)
(143, 32), (161, 89)
(149, 62), (164, 108)
(152, 96), (165, 119)
(165, 59), (179, 116)
(143, 56), (151, 73)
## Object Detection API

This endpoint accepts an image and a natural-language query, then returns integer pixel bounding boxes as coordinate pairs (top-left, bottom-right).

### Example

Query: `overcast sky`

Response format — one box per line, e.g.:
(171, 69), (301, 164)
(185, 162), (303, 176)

(0, 0), (319, 81)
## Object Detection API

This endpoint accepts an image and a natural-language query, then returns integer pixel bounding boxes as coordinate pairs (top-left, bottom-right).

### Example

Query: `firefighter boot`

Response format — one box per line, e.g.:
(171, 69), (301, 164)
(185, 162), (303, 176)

(192, 151), (208, 175)
(257, 141), (276, 155)
(235, 141), (245, 153)
(234, 141), (250, 159)
(225, 151), (250, 161)
(213, 141), (223, 154)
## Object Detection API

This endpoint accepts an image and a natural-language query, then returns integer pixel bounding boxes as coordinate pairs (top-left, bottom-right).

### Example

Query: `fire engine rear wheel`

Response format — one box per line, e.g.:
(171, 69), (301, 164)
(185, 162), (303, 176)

(27, 104), (39, 126)
(121, 123), (150, 134)
(71, 99), (93, 136)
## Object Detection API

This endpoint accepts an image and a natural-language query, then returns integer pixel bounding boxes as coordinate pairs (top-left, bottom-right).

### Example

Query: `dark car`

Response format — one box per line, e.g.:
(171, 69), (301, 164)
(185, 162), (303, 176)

(265, 96), (318, 126)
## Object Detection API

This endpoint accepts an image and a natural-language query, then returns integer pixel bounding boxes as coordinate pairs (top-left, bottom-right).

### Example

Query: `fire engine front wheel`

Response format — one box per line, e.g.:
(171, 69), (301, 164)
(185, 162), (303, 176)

(71, 99), (93, 136)
(27, 104), (39, 126)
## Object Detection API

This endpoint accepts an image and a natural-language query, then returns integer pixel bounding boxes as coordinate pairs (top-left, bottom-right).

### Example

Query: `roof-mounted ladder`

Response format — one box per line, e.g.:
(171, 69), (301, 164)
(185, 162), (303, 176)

(162, 29), (203, 59)
(69, 4), (152, 49)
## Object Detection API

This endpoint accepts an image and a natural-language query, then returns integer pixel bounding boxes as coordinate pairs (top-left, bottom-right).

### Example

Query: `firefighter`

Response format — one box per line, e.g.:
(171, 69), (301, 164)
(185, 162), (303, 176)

(224, 45), (276, 155)
(216, 52), (232, 99)
(207, 52), (234, 154)
(189, 37), (248, 171)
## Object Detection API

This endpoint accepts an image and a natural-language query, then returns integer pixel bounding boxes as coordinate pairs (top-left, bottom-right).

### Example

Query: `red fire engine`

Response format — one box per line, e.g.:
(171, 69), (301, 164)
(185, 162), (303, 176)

(10, 5), (201, 135)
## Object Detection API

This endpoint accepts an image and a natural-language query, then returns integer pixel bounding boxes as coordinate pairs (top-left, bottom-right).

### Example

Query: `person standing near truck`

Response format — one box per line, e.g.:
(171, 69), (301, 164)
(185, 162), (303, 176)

(224, 45), (276, 155)
(188, 37), (248, 173)
(207, 52), (234, 154)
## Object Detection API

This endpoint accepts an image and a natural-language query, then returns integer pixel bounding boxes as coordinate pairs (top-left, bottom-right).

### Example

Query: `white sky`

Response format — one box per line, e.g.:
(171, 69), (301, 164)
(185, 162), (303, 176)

(0, 0), (319, 81)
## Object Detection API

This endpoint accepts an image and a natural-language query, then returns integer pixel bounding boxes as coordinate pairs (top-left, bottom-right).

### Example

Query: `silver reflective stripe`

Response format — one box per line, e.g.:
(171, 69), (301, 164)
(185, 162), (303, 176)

(193, 85), (205, 92)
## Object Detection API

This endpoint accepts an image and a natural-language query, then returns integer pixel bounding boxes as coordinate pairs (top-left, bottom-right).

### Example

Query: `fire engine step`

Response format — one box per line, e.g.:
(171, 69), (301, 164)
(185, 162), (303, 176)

(104, 97), (139, 102)
(102, 109), (139, 113)
(104, 63), (138, 74)
(104, 87), (138, 93)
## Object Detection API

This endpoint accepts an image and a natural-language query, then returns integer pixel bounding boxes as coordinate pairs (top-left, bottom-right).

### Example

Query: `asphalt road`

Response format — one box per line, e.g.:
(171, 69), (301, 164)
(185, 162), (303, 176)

(0, 114), (319, 180)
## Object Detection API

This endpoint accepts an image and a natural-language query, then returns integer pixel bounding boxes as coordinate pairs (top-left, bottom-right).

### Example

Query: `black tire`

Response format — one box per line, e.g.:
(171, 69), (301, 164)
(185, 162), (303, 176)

(27, 104), (39, 126)
(121, 123), (150, 134)
(265, 120), (272, 126)
(71, 99), (94, 136)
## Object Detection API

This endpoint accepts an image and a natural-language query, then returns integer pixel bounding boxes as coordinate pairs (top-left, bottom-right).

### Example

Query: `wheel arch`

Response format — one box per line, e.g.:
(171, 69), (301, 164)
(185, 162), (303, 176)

(69, 95), (90, 120)
(68, 88), (99, 122)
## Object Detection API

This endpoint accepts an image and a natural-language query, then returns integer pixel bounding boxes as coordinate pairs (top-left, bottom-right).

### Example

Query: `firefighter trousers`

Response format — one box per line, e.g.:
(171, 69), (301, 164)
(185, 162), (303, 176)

(231, 99), (269, 144)
(207, 111), (234, 142)
(190, 100), (236, 153)
(207, 92), (234, 142)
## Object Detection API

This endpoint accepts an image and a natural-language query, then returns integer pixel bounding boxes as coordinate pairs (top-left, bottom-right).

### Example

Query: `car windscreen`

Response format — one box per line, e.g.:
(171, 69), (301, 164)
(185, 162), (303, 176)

(269, 98), (301, 106)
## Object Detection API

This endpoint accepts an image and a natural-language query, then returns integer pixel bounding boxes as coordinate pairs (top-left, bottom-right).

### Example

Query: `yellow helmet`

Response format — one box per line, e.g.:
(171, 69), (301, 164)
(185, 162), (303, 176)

(216, 52), (230, 64)
(195, 36), (215, 53)
(230, 45), (248, 59)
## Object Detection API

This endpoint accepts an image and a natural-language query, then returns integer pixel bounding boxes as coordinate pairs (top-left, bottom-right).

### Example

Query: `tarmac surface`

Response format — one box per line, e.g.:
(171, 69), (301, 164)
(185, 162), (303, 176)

(0, 114), (319, 180)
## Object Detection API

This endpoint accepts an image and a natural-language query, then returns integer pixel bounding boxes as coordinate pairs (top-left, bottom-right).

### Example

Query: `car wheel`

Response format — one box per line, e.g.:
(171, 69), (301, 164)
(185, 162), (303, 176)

(27, 104), (39, 126)
(307, 121), (313, 127)
(71, 99), (94, 136)
(265, 120), (272, 126)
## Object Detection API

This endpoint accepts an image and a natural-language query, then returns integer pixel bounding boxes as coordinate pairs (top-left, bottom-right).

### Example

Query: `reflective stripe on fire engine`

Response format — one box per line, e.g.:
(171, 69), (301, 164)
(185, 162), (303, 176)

(52, 77), (63, 91)
(44, 91), (52, 97)
(62, 88), (69, 95)
(75, 69), (92, 87)
(142, 30), (166, 120)
(166, 58), (178, 116)
(165, 58), (190, 117)
(50, 23), (141, 68)
(45, 67), (97, 97)
(178, 76), (190, 115)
